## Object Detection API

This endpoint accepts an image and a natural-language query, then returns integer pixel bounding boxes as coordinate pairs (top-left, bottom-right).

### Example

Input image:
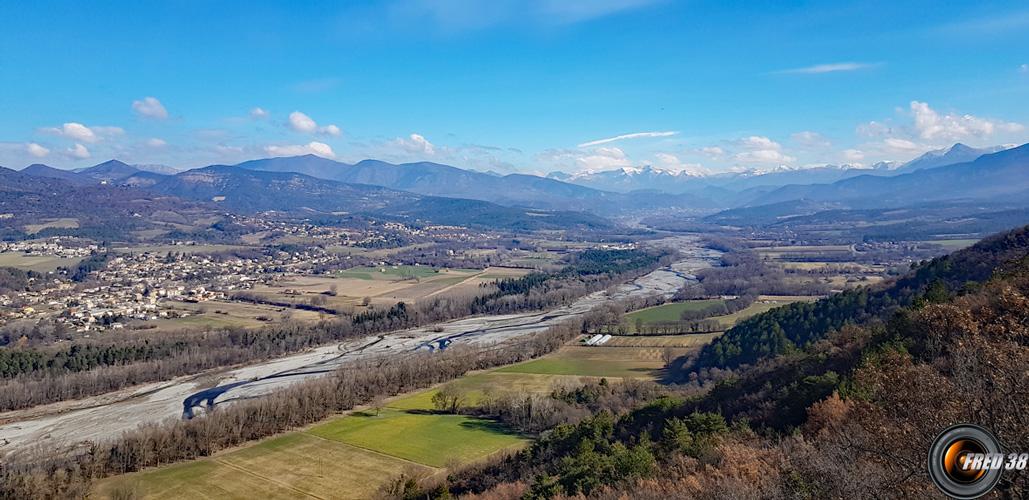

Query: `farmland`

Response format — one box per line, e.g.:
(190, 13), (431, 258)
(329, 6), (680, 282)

(93, 376), (531, 499)
(624, 299), (726, 325)
(91, 321), (719, 498)
(0, 252), (82, 273)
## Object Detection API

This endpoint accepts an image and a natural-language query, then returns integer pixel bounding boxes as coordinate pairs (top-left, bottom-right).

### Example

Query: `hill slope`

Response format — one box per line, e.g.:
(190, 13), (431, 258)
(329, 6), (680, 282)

(130, 166), (610, 230)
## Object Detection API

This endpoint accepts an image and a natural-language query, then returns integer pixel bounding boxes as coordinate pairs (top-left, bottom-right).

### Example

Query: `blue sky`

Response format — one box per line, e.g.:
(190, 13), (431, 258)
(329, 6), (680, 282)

(1, 0), (1027, 174)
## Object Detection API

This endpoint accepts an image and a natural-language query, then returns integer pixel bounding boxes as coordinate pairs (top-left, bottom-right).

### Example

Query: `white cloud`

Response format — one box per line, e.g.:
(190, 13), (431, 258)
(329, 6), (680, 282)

(883, 138), (921, 152)
(909, 100), (1024, 141)
(66, 143), (90, 159)
(842, 149), (865, 162)
(250, 107), (269, 119)
(857, 120), (894, 138)
(40, 122), (123, 143)
(735, 149), (795, 163)
(264, 141), (336, 158)
(26, 143), (50, 158)
(393, 133), (436, 155)
(791, 131), (831, 148)
(577, 130), (678, 148)
(146, 138), (167, 148)
(654, 153), (706, 175)
(539, 146), (633, 172)
(735, 136), (795, 163)
(287, 111), (340, 136)
(132, 97), (168, 119)
(700, 146), (724, 158)
(774, 62), (879, 75)
(740, 135), (782, 150)
(288, 111), (318, 133)
(41, 122), (93, 143)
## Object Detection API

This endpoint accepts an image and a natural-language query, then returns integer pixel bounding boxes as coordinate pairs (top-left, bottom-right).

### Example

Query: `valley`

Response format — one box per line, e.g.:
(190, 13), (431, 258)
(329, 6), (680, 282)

(0, 238), (718, 460)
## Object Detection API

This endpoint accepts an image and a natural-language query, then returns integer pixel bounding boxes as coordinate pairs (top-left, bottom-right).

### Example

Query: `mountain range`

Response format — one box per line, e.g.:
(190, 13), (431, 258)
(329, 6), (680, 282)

(10, 142), (1028, 229)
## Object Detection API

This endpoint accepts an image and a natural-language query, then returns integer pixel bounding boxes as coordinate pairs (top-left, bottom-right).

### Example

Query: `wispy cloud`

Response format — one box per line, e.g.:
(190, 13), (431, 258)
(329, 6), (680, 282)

(936, 10), (1029, 36)
(773, 62), (880, 75)
(379, 0), (664, 33)
(538, 0), (666, 24)
(577, 131), (677, 148)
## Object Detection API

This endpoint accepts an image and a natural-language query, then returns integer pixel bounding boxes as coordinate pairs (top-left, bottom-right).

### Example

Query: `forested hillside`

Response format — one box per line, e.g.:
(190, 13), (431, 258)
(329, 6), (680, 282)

(691, 225), (1029, 370)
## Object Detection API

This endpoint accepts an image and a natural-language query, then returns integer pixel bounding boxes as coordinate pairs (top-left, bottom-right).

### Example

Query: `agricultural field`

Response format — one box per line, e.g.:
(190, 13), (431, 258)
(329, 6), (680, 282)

(92, 308), (720, 498)
(496, 345), (668, 379)
(94, 375), (529, 499)
(144, 299), (324, 331)
(0, 252), (82, 272)
(624, 299), (726, 326)
(308, 409), (525, 467)
(923, 238), (979, 251)
(602, 333), (721, 348)
(709, 296), (814, 328)
(112, 244), (255, 255)
(22, 217), (79, 234)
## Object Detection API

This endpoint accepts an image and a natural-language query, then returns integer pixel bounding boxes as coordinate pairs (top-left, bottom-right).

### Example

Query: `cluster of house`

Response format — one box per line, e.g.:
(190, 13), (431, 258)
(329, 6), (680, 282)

(0, 238), (100, 258)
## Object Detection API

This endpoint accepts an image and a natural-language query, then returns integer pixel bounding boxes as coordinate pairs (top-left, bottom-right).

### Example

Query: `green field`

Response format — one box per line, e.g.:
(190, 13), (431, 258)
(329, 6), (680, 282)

(94, 433), (429, 500)
(387, 371), (592, 411)
(625, 299), (726, 326)
(496, 347), (664, 379)
(0, 252), (82, 272)
(94, 383), (527, 498)
(309, 409), (526, 467)
(710, 298), (812, 328)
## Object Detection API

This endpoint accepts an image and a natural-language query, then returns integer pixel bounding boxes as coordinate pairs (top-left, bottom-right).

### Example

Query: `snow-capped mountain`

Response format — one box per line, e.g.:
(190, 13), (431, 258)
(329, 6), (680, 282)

(547, 165), (703, 193)
(893, 143), (1008, 173)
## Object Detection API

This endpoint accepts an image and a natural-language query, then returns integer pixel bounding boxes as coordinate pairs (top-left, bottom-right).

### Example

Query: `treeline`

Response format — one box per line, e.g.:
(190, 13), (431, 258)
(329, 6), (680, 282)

(395, 395), (732, 499)
(0, 320), (584, 499)
(678, 294), (755, 321)
(63, 251), (110, 282)
(676, 247), (829, 299)
(0, 248), (668, 411)
(0, 267), (44, 294)
(690, 224), (1029, 371)
(230, 291), (340, 315)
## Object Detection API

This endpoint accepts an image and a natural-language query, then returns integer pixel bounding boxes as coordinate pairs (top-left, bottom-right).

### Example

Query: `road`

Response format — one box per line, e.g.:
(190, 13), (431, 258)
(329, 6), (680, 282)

(0, 237), (718, 460)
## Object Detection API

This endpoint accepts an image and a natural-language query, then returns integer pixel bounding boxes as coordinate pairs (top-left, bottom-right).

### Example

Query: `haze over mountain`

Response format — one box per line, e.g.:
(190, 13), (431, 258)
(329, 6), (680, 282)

(235, 155), (717, 213)
(121, 165), (609, 230)
(893, 143), (1007, 173)
(19, 164), (93, 185)
(747, 143), (1029, 208)
(14, 141), (1028, 226)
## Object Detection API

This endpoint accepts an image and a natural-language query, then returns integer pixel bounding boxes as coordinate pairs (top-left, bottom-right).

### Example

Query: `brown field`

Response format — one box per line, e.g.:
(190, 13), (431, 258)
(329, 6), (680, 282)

(23, 217), (79, 234)
(146, 299), (324, 331)
(113, 244), (255, 255)
(0, 252), (83, 272)
(602, 333), (721, 348)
